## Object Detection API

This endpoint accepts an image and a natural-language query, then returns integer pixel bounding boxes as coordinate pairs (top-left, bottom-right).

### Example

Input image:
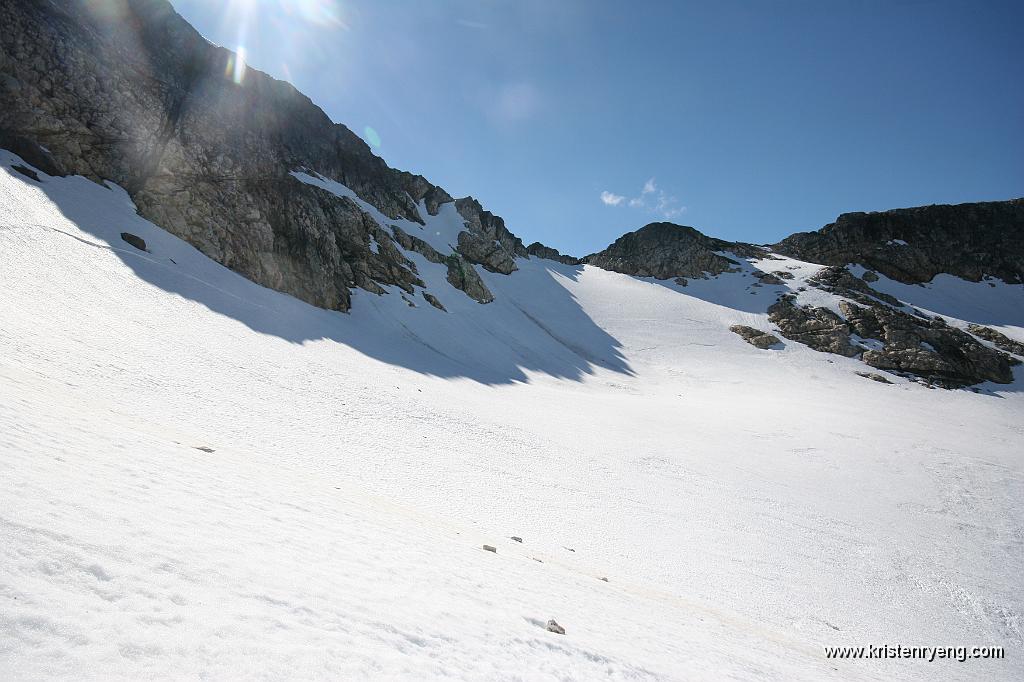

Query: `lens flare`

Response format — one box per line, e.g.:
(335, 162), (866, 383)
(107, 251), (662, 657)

(217, 1), (348, 88)
(363, 126), (382, 149)
(233, 46), (247, 84)
(225, 48), (248, 85)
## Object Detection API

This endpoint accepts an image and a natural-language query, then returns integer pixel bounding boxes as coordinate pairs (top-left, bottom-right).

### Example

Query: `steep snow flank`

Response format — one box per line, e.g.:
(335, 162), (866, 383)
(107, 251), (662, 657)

(2, 154), (1023, 681)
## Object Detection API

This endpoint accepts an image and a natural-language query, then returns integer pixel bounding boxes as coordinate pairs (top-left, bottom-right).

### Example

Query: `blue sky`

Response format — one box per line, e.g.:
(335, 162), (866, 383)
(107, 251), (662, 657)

(169, 0), (1023, 255)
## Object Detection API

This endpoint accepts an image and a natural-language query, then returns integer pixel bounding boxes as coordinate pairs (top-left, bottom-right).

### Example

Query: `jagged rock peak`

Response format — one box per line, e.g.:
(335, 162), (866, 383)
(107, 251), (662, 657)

(774, 198), (1024, 284)
(453, 197), (527, 275)
(584, 222), (763, 280)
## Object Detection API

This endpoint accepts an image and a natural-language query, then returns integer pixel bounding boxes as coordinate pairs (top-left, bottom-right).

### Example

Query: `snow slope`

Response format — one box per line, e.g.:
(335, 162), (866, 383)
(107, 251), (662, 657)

(1, 152), (1022, 681)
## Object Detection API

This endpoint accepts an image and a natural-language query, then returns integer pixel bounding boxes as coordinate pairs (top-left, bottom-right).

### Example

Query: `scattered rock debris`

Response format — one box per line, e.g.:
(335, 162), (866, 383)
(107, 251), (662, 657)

(856, 371), (893, 384)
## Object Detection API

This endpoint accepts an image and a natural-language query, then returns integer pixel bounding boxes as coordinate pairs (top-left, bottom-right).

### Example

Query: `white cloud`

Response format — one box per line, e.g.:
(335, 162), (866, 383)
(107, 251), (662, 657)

(600, 178), (686, 219)
(600, 191), (625, 206)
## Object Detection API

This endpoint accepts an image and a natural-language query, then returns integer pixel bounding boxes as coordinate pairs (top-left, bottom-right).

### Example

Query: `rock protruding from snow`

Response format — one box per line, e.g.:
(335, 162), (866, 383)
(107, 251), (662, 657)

(545, 619), (565, 635)
(775, 199), (1024, 284)
(454, 197), (527, 274)
(856, 372), (893, 384)
(421, 292), (447, 312)
(584, 222), (761, 281)
(729, 325), (782, 349)
(842, 302), (1016, 387)
(968, 324), (1024, 358)
(447, 255), (494, 304)
(767, 287), (1017, 387)
(525, 242), (581, 266)
(120, 232), (147, 252)
(807, 265), (901, 306)
(768, 295), (859, 357)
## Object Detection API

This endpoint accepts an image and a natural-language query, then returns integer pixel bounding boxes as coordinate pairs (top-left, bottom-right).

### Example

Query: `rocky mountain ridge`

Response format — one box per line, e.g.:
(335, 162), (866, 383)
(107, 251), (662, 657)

(774, 199), (1024, 285)
(2, 0), (1022, 389)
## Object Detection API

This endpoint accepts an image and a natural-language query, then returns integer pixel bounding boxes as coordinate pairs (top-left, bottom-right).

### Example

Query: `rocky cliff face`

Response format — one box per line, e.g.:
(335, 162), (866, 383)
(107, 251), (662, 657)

(584, 222), (762, 281)
(774, 199), (1024, 285)
(0, 0), (528, 311)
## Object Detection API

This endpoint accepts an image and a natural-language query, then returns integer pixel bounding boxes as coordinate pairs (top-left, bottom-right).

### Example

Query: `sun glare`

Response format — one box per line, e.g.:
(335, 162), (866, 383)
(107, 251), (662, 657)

(219, 0), (347, 87)
(283, 0), (348, 29)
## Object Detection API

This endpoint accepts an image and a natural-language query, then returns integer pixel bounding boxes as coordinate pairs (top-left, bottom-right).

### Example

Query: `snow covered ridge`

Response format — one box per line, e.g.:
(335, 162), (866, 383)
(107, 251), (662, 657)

(288, 164), (1024, 390)
(3, 150), (1024, 682)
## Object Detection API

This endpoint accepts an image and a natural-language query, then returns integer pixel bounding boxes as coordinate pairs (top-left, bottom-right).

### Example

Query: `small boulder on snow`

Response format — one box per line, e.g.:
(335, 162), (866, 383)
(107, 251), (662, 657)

(545, 619), (565, 635)
(482, 544), (497, 553)
(729, 325), (781, 350)
(120, 232), (147, 251)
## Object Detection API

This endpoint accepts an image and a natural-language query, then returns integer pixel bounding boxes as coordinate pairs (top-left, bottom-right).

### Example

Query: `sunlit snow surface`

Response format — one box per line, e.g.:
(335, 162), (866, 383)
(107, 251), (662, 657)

(1, 151), (1022, 681)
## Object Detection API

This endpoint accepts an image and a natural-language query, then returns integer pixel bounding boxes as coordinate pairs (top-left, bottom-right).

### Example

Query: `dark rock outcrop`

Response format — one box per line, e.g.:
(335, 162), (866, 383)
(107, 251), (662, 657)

(0, 0), (524, 311)
(753, 271), (784, 285)
(585, 222), (761, 280)
(421, 291), (446, 312)
(10, 163), (39, 181)
(729, 325), (782, 349)
(398, 171), (453, 216)
(120, 232), (147, 251)
(967, 324), (1024, 359)
(856, 372), (893, 384)
(454, 197), (527, 274)
(446, 254), (493, 304)
(526, 242), (581, 266)
(807, 265), (901, 307)
(855, 307), (1015, 388)
(768, 296), (859, 357)
(775, 200), (1024, 284)
(0, 130), (64, 176)
(768, 292), (1016, 387)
